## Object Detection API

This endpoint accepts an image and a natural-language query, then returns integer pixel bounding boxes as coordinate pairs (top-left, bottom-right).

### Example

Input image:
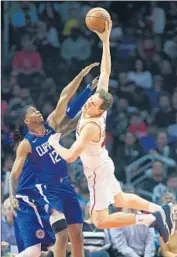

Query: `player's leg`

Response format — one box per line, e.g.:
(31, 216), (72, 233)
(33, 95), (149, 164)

(112, 176), (175, 236)
(14, 200), (43, 257)
(68, 224), (84, 257)
(62, 179), (84, 257)
(49, 209), (68, 257)
(88, 165), (170, 243)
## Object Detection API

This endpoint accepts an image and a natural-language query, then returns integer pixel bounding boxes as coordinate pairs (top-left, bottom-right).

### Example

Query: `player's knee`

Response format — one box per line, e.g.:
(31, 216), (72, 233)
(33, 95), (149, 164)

(50, 210), (68, 235)
(114, 191), (128, 206)
(73, 226), (83, 243)
(52, 218), (68, 235)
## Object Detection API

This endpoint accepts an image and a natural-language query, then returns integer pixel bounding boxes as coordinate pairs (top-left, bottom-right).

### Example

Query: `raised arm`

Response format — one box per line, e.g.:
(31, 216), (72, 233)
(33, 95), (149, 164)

(47, 62), (99, 130)
(95, 20), (112, 92)
(48, 123), (100, 162)
(9, 140), (31, 211)
(56, 112), (82, 138)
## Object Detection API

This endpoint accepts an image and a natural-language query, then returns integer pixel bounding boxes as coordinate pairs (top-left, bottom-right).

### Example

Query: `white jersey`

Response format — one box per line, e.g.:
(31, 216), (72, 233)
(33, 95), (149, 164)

(76, 111), (122, 212)
(76, 111), (111, 170)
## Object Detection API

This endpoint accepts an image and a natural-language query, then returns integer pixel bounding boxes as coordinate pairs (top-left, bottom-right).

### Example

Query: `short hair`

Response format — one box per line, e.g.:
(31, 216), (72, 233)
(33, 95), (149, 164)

(21, 105), (34, 121)
(97, 89), (113, 111)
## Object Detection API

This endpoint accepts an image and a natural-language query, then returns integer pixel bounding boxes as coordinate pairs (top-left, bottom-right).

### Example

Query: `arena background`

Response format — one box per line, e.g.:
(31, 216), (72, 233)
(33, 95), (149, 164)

(1, 1), (177, 257)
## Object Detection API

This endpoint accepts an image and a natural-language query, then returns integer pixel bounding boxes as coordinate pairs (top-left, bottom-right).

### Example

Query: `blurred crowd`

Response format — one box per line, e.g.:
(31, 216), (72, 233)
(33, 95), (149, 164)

(1, 1), (177, 257)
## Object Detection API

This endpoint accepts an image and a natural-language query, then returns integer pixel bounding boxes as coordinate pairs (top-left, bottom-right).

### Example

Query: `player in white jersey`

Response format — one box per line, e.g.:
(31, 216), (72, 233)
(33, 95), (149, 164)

(48, 20), (175, 243)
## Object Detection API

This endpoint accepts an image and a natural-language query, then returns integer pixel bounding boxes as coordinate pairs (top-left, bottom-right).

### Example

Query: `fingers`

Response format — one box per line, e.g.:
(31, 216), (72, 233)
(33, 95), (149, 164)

(91, 62), (100, 67)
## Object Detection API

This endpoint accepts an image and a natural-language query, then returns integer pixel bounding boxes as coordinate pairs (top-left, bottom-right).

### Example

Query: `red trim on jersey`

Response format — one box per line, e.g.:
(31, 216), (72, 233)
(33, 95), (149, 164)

(91, 172), (97, 215)
(29, 130), (46, 137)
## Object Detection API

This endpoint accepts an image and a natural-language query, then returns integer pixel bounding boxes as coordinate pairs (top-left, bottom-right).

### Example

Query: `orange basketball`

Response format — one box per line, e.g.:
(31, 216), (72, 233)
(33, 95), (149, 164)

(85, 7), (111, 33)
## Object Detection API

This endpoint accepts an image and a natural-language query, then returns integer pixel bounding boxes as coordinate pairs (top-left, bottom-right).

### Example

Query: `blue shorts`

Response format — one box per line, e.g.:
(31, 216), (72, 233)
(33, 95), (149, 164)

(45, 177), (83, 225)
(14, 197), (55, 250)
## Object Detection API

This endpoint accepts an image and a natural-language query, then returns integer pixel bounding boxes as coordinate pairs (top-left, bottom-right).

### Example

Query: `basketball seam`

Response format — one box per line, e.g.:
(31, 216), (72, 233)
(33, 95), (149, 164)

(87, 8), (110, 19)
(87, 15), (108, 21)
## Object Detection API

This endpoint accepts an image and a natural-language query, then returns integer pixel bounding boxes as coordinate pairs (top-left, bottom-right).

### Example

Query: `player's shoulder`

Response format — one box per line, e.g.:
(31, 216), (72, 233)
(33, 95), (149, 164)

(17, 138), (31, 153)
(81, 121), (100, 134)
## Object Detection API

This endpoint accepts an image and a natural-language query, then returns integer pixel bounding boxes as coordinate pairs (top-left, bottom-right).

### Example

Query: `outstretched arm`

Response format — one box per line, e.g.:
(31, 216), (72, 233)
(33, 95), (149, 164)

(9, 140), (31, 212)
(48, 123), (100, 162)
(95, 20), (112, 92)
(47, 62), (99, 130)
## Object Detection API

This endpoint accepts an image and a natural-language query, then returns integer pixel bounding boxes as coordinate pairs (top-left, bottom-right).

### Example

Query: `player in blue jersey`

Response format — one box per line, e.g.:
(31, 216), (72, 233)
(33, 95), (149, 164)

(12, 76), (98, 257)
(13, 158), (55, 255)
(9, 63), (99, 257)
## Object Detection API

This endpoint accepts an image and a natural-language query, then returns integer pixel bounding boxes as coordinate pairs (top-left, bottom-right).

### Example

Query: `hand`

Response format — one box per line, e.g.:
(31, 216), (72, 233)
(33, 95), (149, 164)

(94, 19), (112, 42)
(1, 241), (9, 251)
(9, 196), (21, 216)
(79, 62), (100, 77)
(87, 246), (100, 252)
(90, 76), (99, 90)
(48, 133), (61, 148)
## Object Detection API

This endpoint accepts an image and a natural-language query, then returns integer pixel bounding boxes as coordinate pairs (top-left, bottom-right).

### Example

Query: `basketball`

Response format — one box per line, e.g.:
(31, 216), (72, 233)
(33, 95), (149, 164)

(85, 7), (111, 33)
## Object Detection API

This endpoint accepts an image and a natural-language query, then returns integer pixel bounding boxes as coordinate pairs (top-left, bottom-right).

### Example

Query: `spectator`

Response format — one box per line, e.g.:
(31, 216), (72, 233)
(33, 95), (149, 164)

(165, 2), (177, 37)
(127, 58), (153, 89)
(154, 131), (177, 160)
(163, 34), (177, 61)
(11, 34), (43, 85)
(10, 1), (38, 28)
(1, 198), (17, 255)
(167, 172), (177, 196)
(114, 131), (143, 183)
(127, 112), (148, 139)
(58, 1), (82, 24)
(82, 202), (111, 257)
(159, 59), (176, 94)
(109, 13), (123, 48)
(138, 161), (166, 201)
(172, 91), (177, 112)
(168, 112), (177, 138)
(137, 29), (157, 61)
(161, 191), (176, 205)
(110, 208), (155, 257)
(146, 75), (167, 110)
(39, 2), (62, 30)
(2, 155), (14, 196)
(5, 86), (34, 127)
(35, 20), (60, 48)
(155, 93), (175, 128)
(61, 28), (91, 66)
(149, 1), (166, 35)
(62, 7), (80, 36)
(117, 26), (137, 64)
(38, 77), (58, 107)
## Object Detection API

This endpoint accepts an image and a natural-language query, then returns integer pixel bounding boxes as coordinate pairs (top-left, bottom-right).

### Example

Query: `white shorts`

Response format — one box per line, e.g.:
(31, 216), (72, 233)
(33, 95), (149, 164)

(84, 159), (122, 213)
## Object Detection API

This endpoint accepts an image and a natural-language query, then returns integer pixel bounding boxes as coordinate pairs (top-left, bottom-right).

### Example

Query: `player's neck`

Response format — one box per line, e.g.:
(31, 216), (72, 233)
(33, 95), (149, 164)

(28, 124), (45, 135)
(83, 112), (103, 119)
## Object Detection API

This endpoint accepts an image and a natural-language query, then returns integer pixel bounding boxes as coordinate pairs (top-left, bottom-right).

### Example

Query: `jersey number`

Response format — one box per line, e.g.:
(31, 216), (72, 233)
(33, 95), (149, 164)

(49, 150), (61, 164)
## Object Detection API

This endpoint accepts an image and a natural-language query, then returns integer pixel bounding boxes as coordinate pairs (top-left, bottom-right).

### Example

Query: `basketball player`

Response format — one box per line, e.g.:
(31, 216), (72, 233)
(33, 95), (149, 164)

(48, 21), (175, 244)
(11, 76), (99, 257)
(9, 62), (99, 257)
(13, 160), (55, 255)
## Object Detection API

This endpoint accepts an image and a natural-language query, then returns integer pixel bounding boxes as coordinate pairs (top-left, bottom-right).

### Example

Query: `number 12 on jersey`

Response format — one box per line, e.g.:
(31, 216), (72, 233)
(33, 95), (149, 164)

(49, 150), (61, 164)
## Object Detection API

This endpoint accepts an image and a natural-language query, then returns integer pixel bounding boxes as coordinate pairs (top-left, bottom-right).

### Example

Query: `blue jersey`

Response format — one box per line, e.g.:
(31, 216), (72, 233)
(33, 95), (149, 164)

(16, 158), (37, 197)
(24, 122), (68, 184)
